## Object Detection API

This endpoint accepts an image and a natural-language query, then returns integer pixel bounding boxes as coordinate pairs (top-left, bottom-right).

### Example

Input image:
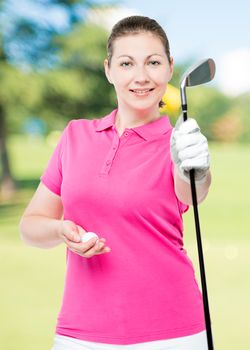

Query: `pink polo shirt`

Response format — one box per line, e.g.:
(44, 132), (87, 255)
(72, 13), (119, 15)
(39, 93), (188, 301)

(40, 108), (206, 345)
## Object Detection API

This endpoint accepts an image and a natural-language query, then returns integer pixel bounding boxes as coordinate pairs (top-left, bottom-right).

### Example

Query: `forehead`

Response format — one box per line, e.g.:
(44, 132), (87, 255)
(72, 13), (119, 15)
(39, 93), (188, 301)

(112, 32), (166, 57)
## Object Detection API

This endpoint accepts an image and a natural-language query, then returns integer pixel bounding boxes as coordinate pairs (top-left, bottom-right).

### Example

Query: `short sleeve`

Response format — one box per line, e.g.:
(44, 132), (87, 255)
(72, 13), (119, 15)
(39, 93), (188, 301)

(171, 161), (189, 214)
(40, 122), (70, 196)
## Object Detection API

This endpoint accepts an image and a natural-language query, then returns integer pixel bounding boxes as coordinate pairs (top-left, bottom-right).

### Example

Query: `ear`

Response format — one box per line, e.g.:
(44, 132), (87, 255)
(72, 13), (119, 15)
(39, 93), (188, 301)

(104, 58), (113, 84)
(168, 56), (174, 82)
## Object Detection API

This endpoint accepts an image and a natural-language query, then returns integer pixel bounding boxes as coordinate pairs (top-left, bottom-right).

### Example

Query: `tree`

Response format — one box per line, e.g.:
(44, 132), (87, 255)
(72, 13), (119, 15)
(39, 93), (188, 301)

(187, 86), (233, 140)
(40, 21), (114, 125)
(0, 0), (105, 200)
(0, 33), (34, 199)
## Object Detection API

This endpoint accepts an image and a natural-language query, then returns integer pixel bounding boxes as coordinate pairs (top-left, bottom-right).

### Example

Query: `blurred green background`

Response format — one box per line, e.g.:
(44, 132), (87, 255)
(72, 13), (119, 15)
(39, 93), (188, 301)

(1, 0), (250, 349)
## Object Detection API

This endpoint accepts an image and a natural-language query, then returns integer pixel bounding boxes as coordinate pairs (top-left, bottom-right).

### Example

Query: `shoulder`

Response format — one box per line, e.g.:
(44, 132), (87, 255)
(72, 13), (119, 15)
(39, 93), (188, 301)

(65, 117), (99, 134)
(62, 114), (108, 143)
(67, 117), (95, 128)
(63, 109), (116, 137)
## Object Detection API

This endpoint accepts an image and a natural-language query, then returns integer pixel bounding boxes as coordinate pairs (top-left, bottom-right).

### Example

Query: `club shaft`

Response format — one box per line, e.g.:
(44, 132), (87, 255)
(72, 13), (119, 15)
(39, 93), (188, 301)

(182, 106), (214, 349)
(189, 169), (214, 349)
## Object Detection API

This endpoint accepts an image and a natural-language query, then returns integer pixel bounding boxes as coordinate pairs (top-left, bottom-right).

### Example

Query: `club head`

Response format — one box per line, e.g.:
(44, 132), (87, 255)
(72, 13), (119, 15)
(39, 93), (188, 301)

(180, 58), (216, 107)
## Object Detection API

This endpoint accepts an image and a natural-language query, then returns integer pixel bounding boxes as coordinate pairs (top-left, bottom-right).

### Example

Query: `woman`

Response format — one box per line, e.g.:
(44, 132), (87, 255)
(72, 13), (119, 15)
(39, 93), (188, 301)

(19, 15), (211, 350)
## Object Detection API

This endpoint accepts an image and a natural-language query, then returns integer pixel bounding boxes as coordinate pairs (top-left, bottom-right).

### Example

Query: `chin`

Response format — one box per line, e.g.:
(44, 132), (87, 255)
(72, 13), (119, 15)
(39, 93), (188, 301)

(127, 100), (159, 111)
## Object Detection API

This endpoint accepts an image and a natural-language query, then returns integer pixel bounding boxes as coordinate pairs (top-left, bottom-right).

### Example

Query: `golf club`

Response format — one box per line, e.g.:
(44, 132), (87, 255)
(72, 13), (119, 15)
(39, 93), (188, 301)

(180, 58), (216, 350)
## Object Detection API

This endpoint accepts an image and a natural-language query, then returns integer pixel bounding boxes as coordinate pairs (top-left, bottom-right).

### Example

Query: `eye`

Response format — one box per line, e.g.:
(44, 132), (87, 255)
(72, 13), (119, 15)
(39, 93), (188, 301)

(149, 60), (161, 66)
(120, 61), (132, 67)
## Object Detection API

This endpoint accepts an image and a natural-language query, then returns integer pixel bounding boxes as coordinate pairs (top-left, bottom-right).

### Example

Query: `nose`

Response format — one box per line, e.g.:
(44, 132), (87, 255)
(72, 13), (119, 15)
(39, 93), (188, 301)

(134, 65), (150, 84)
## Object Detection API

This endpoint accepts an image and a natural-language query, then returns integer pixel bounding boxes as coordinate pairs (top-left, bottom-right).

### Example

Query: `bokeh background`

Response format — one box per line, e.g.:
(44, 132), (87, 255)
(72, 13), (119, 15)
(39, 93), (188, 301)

(0, 0), (250, 349)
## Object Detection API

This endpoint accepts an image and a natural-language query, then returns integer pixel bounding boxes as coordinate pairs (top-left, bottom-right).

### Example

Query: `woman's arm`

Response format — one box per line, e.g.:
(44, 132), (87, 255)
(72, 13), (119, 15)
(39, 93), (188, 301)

(174, 166), (211, 205)
(19, 182), (64, 249)
(19, 182), (111, 257)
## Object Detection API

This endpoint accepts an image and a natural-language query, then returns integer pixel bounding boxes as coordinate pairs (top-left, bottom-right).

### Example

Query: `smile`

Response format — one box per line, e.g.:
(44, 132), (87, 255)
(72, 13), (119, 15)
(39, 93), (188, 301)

(130, 88), (155, 96)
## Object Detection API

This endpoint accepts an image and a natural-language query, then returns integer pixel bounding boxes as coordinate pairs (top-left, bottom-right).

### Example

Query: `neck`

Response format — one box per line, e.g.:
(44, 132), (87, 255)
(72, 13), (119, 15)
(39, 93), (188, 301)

(115, 104), (161, 132)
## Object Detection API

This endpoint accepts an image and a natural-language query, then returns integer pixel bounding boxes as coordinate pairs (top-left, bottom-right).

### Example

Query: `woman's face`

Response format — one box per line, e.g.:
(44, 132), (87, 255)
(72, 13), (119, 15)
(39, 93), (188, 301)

(104, 32), (174, 111)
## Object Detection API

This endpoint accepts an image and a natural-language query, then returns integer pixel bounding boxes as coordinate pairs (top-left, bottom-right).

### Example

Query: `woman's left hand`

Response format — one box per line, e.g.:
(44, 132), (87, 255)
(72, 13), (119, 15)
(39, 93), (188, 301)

(170, 116), (210, 184)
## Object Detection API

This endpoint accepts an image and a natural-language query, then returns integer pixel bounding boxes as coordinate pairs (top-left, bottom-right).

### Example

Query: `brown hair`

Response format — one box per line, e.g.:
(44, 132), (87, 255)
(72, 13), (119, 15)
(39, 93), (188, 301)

(106, 15), (172, 108)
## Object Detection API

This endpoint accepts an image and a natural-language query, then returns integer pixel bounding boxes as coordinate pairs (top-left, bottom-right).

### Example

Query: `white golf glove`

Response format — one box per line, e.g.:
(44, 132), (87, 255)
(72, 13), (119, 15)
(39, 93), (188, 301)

(170, 116), (210, 184)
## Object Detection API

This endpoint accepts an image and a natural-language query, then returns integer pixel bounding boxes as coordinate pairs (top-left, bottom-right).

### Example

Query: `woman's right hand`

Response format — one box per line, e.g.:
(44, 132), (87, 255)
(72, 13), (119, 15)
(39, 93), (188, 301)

(58, 220), (111, 258)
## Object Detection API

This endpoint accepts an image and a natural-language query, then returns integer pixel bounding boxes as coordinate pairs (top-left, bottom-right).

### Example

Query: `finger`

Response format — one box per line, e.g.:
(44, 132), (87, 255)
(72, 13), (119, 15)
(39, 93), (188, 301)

(79, 244), (108, 258)
(95, 240), (105, 250)
(178, 142), (208, 161)
(92, 240), (109, 253)
(68, 245), (95, 258)
(67, 236), (108, 253)
(68, 243), (111, 258)
(180, 154), (210, 170)
(82, 240), (111, 257)
(96, 246), (112, 254)
(178, 118), (200, 134)
(174, 115), (184, 130)
(64, 235), (110, 256)
(175, 133), (206, 151)
(64, 229), (81, 243)
(65, 236), (98, 252)
(90, 244), (112, 256)
(64, 235), (105, 248)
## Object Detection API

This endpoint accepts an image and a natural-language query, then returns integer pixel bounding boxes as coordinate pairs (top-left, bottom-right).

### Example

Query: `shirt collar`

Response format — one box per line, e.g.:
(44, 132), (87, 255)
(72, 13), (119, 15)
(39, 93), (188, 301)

(95, 108), (172, 141)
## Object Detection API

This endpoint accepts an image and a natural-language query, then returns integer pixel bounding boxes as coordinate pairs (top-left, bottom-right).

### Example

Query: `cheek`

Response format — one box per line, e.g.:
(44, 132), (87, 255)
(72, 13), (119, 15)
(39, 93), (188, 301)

(157, 63), (172, 77)
(152, 74), (170, 92)
(157, 68), (172, 85)
(113, 73), (132, 90)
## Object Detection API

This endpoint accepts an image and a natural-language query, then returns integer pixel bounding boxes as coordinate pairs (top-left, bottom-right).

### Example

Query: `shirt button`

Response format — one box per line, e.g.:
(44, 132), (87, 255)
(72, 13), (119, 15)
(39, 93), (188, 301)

(124, 132), (129, 136)
(106, 160), (111, 165)
(113, 146), (116, 150)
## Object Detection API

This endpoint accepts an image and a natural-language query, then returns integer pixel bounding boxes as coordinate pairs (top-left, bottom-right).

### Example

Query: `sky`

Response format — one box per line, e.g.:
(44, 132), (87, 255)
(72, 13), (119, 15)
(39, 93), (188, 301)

(7, 0), (250, 97)
(88, 0), (250, 96)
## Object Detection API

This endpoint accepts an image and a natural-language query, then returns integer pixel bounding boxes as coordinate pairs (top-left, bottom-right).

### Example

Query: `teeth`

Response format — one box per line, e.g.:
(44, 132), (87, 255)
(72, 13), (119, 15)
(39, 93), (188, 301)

(132, 89), (151, 93)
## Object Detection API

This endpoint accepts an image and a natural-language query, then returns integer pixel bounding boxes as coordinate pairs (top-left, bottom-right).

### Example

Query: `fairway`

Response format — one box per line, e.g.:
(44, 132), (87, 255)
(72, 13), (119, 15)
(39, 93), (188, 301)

(0, 136), (250, 349)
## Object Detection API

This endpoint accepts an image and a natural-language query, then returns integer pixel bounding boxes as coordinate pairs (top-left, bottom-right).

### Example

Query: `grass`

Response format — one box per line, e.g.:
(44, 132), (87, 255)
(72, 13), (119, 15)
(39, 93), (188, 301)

(0, 135), (250, 349)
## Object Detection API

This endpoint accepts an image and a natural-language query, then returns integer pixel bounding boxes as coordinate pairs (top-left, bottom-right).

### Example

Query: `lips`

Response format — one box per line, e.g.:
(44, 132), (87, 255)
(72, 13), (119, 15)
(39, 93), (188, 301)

(130, 88), (155, 95)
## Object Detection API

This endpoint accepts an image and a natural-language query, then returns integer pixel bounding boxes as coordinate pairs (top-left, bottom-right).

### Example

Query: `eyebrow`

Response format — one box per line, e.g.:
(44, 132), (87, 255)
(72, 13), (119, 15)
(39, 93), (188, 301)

(117, 54), (163, 59)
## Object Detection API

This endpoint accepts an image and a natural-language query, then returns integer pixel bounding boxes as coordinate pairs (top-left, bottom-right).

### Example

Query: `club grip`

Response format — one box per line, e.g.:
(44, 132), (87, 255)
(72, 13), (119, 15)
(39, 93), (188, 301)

(183, 110), (188, 121)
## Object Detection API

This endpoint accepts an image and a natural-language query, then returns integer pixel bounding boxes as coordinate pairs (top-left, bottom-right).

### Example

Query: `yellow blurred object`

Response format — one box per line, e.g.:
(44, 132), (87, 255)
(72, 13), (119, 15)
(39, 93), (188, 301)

(160, 84), (181, 115)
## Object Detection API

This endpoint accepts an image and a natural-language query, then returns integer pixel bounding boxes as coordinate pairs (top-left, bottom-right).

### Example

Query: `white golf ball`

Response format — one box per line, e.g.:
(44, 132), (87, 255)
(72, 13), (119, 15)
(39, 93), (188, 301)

(80, 231), (99, 243)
